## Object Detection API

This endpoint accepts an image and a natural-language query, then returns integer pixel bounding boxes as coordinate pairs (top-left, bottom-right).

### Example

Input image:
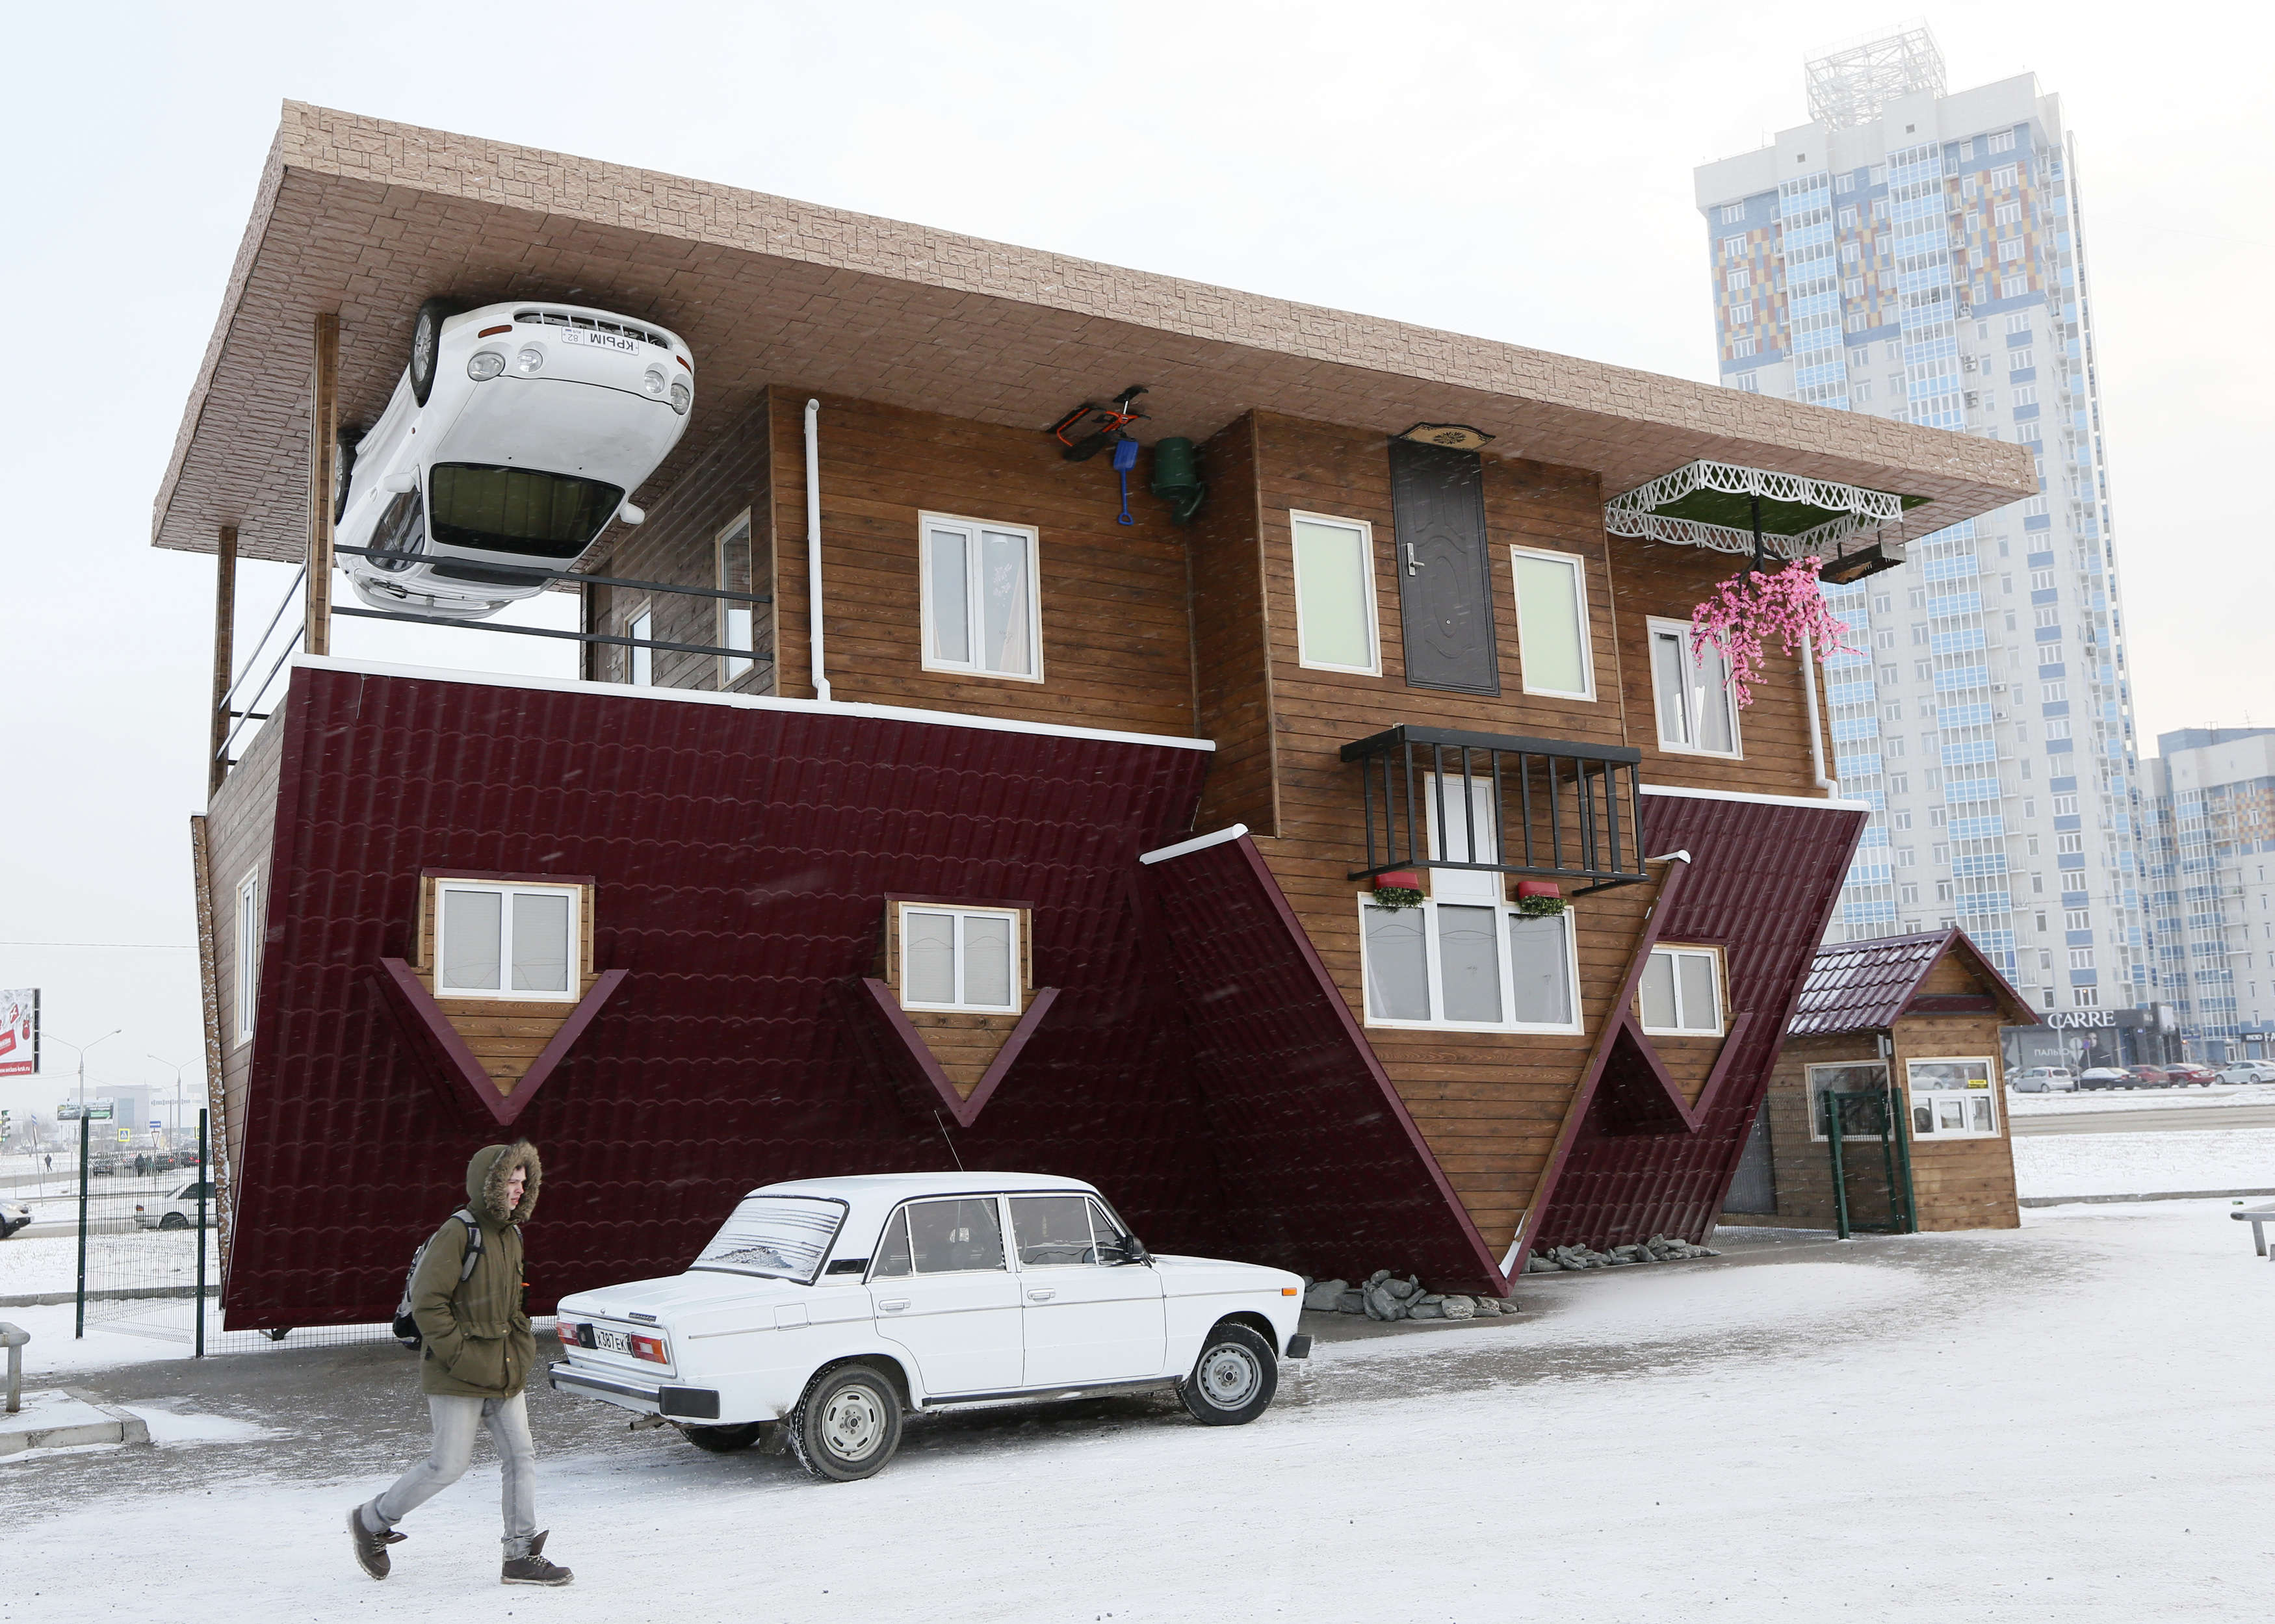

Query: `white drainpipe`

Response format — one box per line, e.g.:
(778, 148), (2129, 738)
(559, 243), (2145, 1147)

(1800, 632), (1837, 794)
(803, 398), (831, 702)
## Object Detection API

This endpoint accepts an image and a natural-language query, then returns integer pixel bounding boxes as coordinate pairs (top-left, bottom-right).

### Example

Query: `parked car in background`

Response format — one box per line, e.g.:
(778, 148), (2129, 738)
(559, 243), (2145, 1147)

(2077, 1068), (2133, 1090)
(2011, 1067), (2077, 1094)
(549, 1173), (1310, 1482)
(2123, 1065), (2175, 1088)
(0, 1204), (30, 1241)
(337, 298), (695, 621)
(133, 1179), (217, 1230)
(2163, 1064), (2218, 1087)
(2218, 1062), (2275, 1085)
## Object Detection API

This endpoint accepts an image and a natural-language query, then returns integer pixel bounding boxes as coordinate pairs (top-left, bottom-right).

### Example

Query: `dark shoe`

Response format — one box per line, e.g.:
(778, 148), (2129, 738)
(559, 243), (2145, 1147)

(347, 1506), (405, 1580)
(502, 1530), (573, 1586)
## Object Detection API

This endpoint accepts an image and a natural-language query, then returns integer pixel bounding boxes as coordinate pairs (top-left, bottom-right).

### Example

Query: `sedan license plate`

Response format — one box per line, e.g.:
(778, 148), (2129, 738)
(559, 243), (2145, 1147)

(557, 328), (640, 354)
(593, 1326), (632, 1355)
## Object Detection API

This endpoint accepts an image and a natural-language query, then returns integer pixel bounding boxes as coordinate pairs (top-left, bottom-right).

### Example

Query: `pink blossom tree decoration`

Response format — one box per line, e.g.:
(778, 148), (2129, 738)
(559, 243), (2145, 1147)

(1689, 556), (1858, 708)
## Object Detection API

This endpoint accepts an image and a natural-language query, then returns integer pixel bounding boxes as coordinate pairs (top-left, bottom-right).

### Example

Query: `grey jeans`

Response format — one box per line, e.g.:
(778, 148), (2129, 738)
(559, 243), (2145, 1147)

(363, 1393), (538, 1556)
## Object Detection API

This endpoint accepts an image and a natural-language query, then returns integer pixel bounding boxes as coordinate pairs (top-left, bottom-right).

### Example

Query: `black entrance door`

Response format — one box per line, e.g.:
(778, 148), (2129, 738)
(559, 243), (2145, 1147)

(1388, 440), (1500, 695)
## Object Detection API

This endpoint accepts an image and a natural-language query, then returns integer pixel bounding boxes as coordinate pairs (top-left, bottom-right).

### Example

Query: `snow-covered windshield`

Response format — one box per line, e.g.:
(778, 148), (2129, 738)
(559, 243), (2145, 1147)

(691, 1196), (847, 1284)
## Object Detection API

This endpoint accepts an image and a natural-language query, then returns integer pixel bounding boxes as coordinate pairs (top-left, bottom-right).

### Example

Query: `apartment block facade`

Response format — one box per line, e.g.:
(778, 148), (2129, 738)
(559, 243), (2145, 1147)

(1693, 34), (2148, 1029)
(2145, 729), (2275, 1061)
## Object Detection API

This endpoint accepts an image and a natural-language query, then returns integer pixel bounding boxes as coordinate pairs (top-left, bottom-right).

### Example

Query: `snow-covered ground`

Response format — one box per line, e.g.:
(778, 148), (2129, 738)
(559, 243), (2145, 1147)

(2012, 1128), (2275, 1199)
(2008, 1083), (2275, 1118)
(1, 1202), (2268, 1621)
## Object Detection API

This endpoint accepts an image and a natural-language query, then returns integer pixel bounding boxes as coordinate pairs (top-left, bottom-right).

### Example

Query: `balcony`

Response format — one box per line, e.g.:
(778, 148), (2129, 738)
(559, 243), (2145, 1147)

(1340, 725), (1649, 894)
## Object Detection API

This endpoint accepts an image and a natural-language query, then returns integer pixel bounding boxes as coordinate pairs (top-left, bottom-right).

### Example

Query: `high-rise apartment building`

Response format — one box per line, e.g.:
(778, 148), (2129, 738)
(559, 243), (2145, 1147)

(2144, 729), (2275, 1061)
(1693, 28), (2148, 1028)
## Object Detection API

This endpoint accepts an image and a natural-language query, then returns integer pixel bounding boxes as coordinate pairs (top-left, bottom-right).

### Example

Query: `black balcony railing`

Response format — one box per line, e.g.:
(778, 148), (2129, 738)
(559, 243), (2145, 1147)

(1340, 725), (1649, 894)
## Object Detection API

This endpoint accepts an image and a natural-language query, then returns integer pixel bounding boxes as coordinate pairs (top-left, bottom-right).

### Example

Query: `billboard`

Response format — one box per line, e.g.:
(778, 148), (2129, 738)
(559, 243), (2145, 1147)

(0, 988), (35, 1077)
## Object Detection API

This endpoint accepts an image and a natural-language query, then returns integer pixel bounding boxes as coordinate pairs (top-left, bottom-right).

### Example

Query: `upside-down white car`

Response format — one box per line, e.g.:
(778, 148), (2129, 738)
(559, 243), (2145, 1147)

(548, 1173), (1312, 1482)
(337, 298), (694, 619)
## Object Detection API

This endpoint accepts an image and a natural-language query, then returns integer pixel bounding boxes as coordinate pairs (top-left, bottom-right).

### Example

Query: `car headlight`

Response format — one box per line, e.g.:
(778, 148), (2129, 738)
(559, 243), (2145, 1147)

(669, 381), (692, 415)
(515, 346), (545, 375)
(640, 367), (668, 399)
(467, 350), (506, 381)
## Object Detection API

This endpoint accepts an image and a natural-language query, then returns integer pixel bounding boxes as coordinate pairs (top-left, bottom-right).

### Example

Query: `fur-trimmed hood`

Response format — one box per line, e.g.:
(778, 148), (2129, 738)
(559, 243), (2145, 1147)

(467, 1141), (541, 1227)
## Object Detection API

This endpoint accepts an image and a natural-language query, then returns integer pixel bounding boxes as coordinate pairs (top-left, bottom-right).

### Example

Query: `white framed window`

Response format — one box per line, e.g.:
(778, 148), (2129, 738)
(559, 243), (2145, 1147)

(1720, 205), (1745, 226)
(1638, 945), (1724, 1036)
(1809, 1061), (1890, 1141)
(1994, 201), (2023, 227)
(2064, 908), (2092, 930)
(1906, 1057), (1999, 1137)
(1721, 234), (1747, 257)
(2045, 719), (2072, 739)
(435, 880), (581, 1002)
(716, 510), (756, 686)
(2008, 348), (2034, 371)
(920, 513), (1042, 682)
(235, 868), (263, 1046)
(1509, 546), (1594, 700)
(2012, 385), (2038, 407)
(1837, 207), (1858, 229)
(1288, 511), (1381, 675)
(896, 903), (1024, 1014)
(1646, 619), (1740, 758)
(627, 606), (654, 688)
(1988, 130), (2016, 155)
(1992, 165), (2020, 189)
(1358, 897), (1580, 1033)
(2006, 315), (2034, 337)
(1724, 266), (1748, 291)
(1731, 336), (1757, 359)
(1728, 302), (1756, 324)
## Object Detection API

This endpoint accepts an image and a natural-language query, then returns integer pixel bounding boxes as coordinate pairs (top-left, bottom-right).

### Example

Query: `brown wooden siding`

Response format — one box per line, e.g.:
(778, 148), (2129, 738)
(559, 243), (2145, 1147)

(1240, 413), (1845, 1252)
(208, 710), (285, 1186)
(766, 386), (1196, 736)
(589, 397), (775, 693)
(1187, 413), (1277, 832)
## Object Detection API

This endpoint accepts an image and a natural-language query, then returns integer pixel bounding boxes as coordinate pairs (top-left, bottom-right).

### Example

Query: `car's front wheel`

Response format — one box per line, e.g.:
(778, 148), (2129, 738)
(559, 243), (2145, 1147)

(790, 1363), (903, 1482)
(408, 297), (458, 406)
(1178, 1322), (1278, 1426)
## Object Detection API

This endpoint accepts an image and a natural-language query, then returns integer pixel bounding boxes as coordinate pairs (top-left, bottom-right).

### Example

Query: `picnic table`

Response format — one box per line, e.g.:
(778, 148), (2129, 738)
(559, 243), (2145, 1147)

(2231, 1206), (2275, 1257)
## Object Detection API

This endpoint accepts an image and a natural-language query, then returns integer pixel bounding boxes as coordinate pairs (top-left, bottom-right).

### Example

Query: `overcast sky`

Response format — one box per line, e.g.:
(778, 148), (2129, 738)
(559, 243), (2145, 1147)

(2, 0), (2265, 1120)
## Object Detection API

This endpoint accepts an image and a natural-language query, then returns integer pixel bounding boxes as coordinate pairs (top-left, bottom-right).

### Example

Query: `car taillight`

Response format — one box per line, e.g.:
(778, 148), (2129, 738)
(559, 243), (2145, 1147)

(556, 1321), (579, 1346)
(629, 1334), (669, 1364)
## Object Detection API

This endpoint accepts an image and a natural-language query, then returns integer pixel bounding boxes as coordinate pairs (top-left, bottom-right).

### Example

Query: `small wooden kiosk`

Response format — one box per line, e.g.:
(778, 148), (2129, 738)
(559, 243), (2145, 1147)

(1724, 929), (2038, 1234)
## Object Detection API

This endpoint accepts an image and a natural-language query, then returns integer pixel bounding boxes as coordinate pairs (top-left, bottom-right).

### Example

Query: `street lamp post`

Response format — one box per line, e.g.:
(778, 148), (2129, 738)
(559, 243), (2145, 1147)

(46, 1029), (121, 1341)
(49, 1028), (124, 1116)
(148, 1055), (187, 1144)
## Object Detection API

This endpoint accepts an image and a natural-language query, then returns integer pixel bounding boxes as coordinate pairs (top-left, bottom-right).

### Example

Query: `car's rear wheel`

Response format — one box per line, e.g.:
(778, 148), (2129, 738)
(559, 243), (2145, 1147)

(790, 1363), (902, 1482)
(408, 298), (458, 406)
(1178, 1322), (1277, 1426)
(678, 1421), (768, 1454)
(159, 1211), (188, 1231)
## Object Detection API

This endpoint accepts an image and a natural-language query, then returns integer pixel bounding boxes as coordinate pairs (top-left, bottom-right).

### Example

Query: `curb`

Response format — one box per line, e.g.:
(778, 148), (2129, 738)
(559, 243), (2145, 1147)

(0, 1390), (151, 1457)
(2019, 1187), (2275, 1207)
(0, 1286), (219, 1309)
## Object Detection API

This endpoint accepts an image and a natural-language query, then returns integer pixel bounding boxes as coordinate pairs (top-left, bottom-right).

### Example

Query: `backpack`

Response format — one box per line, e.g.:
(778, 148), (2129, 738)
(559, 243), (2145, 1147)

(393, 1209), (484, 1350)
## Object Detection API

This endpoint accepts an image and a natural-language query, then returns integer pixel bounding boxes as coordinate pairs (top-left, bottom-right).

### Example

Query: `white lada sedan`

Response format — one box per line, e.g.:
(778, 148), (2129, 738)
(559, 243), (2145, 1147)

(337, 296), (694, 620)
(548, 1173), (1311, 1482)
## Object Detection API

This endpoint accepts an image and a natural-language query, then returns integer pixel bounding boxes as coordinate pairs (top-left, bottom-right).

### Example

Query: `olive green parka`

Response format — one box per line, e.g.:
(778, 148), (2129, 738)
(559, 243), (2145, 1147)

(410, 1141), (540, 1399)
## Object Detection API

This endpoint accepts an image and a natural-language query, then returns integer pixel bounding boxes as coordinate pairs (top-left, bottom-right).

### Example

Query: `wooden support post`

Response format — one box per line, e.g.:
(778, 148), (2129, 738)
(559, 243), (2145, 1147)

(207, 525), (237, 795)
(305, 311), (340, 657)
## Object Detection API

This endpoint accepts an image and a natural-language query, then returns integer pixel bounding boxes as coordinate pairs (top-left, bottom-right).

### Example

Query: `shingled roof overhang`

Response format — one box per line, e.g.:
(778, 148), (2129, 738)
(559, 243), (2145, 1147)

(153, 103), (2040, 563)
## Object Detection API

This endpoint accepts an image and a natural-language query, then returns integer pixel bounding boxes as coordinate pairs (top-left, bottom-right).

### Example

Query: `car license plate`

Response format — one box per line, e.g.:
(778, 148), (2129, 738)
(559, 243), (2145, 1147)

(593, 1326), (632, 1355)
(558, 328), (640, 355)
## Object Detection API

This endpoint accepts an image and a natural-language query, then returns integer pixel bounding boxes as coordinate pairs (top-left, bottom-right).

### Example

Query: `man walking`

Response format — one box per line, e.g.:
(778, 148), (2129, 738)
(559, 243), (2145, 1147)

(348, 1140), (571, 1586)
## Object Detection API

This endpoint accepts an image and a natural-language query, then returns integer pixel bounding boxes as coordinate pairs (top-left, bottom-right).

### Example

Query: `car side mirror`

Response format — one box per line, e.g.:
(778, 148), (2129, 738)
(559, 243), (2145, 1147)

(618, 502), (645, 526)
(382, 470), (418, 495)
(1113, 1234), (1151, 1266)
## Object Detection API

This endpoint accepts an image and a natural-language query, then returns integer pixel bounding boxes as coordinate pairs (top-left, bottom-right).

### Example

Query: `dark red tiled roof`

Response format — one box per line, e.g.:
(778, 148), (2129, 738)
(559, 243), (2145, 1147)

(1530, 793), (1867, 1252)
(1789, 928), (2040, 1037)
